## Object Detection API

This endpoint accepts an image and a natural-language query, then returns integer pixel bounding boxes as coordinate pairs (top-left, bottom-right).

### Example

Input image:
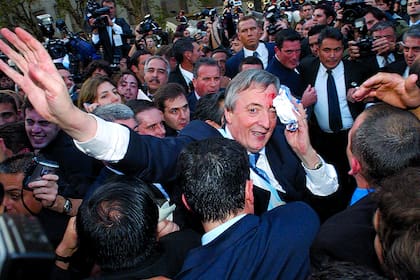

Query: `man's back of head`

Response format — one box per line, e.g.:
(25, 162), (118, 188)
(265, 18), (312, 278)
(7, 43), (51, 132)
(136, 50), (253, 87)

(374, 167), (420, 279)
(350, 103), (420, 185)
(177, 138), (249, 223)
(76, 177), (158, 273)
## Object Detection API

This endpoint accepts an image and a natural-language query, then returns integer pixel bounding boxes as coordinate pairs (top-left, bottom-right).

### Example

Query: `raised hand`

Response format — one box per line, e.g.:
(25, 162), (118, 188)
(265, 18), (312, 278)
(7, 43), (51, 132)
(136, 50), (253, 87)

(0, 28), (97, 141)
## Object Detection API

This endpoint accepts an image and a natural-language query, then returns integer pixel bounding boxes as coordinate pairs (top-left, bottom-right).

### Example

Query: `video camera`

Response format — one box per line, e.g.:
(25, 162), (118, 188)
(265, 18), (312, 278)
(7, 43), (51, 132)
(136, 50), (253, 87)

(0, 213), (54, 279)
(139, 14), (160, 34)
(264, 5), (283, 35)
(340, 0), (375, 56)
(86, 0), (110, 28)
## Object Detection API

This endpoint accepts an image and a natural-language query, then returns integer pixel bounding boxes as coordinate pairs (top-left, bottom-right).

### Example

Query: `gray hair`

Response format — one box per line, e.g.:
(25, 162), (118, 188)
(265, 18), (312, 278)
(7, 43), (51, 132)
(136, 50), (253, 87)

(93, 103), (134, 122)
(144, 55), (171, 77)
(224, 70), (280, 111)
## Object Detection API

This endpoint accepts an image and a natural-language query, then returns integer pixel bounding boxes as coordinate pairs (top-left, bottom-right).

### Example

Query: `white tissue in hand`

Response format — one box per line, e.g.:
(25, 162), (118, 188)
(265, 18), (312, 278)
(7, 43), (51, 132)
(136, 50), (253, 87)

(273, 86), (298, 131)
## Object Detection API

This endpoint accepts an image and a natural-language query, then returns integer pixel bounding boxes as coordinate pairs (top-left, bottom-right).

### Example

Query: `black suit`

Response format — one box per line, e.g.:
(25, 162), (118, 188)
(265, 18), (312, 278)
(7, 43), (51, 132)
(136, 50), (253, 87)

(92, 17), (132, 63)
(168, 65), (192, 94)
(382, 60), (408, 75)
(299, 58), (374, 219)
(353, 52), (404, 75)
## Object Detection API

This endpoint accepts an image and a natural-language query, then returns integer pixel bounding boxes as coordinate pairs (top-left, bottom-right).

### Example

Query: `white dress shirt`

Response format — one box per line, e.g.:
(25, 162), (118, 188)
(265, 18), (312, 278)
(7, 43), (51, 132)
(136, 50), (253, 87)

(91, 18), (123, 46)
(243, 42), (270, 69)
(314, 62), (354, 133)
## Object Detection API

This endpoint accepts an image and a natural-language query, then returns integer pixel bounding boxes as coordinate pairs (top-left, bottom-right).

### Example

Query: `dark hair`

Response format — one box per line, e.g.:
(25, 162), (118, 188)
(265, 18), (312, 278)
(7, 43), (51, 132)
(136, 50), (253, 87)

(403, 24), (420, 41)
(351, 104), (420, 185)
(362, 6), (387, 21)
(177, 138), (249, 223)
(0, 91), (19, 114)
(275, 29), (301, 49)
(193, 57), (220, 78)
(101, 0), (116, 6)
(128, 49), (152, 69)
(193, 91), (225, 126)
(318, 27), (344, 45)
(374, 167), (420, 279)
(126, 99), (157, 115)
(83, 59), (113, 80)
(370, 21), (395, 34)
(309, 260), (388, 279)
(172, 38), (195, 64)
(153, 83), (186, 111)
(76, 177), (158, 272)
(238, 56), (264, 72)
(21, 96), (34, 114)
(114, 70), (140, 87)
(0, 121), (31, 154)
(314, 3), (336, 22)
(308, 24), (328, 37)
(211, 48), (230, 58)
(0, 152), (34, 175)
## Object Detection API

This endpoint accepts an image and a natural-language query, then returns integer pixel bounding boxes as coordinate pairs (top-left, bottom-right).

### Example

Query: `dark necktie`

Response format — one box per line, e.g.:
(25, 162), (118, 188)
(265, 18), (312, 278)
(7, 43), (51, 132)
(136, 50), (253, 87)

(326, 69), (343, 132)
(249, 153), (283, 210)
(253, 51), (259, 58)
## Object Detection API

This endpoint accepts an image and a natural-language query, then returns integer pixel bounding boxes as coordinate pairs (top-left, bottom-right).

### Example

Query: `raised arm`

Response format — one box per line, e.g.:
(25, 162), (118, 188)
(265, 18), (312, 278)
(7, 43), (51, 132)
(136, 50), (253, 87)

(0, 28), (96, 141)
(352, 72), (420, 109)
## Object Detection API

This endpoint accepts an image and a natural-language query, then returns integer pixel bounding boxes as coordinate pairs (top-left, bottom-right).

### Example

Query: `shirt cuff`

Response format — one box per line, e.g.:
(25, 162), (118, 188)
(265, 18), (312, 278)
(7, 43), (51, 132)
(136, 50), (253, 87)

(302, 155), (339, 196)
(74, 115), (130, 162)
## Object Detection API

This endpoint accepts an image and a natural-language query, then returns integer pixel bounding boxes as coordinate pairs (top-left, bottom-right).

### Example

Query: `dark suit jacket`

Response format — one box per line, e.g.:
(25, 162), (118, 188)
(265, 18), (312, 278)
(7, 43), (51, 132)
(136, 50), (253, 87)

(267, 57), (304, 98)
(353, 52), (404, 75)
(299, 58), (373, 121)
(175, 202), (320, 280)
(169, 65), (192, 94)
(186, 91), (198, 114)
(111, 121), (322, 214)
(310, 194), (381, 274)
(225, 42), (276, 78)
(382, 60), (407, 75)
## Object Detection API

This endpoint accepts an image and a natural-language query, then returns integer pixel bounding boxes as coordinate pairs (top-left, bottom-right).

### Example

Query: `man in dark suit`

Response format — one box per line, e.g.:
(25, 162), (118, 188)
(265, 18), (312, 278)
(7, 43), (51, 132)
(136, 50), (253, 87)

(383, 24), (420, 77)
(187, 57), (221, 114)
(175, 138), (320, 280)
(225, 15), (275, 78)
(267, 29), (316, 108)
(168, 38), (204, 94)
(310, 104), (420, 275)
(299, 27), (374, 218)
(348, 21), (403, 75)
(89, 0), (132, 64)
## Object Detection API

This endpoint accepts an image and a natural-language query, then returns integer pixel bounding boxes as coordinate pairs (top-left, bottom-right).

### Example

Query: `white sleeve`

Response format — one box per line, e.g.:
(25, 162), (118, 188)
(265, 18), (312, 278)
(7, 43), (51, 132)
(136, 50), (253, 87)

(74, 115), (130, 162)
(303, 156), (339, 196)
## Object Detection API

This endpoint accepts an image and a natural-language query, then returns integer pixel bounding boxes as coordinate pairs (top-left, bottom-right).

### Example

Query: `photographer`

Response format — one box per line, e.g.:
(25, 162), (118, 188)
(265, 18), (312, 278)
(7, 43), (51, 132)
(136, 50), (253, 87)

(88, 0), (132, 64)
(260, 5), (289, 43)
(348, 21), (403, 73)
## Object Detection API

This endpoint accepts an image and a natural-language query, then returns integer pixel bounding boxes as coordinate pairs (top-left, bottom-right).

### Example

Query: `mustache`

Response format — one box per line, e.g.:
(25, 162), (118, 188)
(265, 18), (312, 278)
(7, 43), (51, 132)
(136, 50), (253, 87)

(148, 77), (160, 83)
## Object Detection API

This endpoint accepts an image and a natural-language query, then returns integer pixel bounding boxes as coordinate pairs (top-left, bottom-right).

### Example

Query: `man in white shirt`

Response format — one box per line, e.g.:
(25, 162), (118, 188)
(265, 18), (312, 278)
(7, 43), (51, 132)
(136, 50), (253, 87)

(89, 0), (132, 64)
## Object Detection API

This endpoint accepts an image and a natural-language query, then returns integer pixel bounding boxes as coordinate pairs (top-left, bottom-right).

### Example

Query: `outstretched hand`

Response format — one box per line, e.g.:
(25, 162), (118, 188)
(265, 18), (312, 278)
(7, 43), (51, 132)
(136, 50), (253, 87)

(0, 28), (74, 124)
(0, 28), (97, 141)
(352, 72), (420, 109)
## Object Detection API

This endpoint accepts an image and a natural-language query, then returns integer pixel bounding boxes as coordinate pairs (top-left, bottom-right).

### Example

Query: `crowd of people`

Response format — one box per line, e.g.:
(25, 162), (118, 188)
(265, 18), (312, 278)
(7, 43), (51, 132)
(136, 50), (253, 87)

(0, 0), (419, 279)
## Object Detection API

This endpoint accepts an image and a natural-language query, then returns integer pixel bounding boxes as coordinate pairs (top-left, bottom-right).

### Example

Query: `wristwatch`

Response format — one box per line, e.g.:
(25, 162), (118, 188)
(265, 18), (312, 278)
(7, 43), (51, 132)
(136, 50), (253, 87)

(63, 198), (72, 215)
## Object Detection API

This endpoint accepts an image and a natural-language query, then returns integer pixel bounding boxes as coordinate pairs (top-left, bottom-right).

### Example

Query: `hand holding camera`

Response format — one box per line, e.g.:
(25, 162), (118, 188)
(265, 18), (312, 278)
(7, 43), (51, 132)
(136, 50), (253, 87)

(24, 158), (59, 208)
